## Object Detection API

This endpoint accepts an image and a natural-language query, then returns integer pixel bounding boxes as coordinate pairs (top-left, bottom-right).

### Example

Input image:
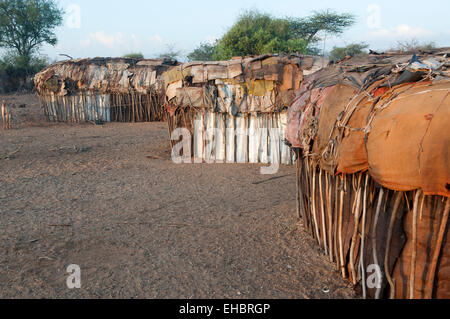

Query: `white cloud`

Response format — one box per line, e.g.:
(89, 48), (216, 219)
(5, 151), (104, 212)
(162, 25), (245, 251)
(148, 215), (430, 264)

(367, 24), (434, 39)
(85, 31), (130, 49)
(130, 33), (143, 49)
(79, 31), (144, 55)
(150, 34), (164, 44)
(80, 39), (91, 48)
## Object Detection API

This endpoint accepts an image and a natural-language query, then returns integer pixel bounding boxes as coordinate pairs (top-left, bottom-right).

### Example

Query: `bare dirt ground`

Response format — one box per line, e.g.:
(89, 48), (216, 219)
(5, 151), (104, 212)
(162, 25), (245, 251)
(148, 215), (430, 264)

(0, 93), (356, 299)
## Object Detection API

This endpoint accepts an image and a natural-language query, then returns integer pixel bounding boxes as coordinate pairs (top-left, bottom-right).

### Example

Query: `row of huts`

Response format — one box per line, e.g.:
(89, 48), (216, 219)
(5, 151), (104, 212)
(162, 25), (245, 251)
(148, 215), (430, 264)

(34, 49), (449, 298)
(34, 54), (324, 165)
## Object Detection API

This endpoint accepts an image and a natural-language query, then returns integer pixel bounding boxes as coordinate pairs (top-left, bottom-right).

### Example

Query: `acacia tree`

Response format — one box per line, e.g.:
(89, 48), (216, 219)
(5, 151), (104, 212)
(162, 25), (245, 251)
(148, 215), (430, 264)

(0, 0), (63, 74)
(290, 10), (356, 49)
(157, 44), (182, 61)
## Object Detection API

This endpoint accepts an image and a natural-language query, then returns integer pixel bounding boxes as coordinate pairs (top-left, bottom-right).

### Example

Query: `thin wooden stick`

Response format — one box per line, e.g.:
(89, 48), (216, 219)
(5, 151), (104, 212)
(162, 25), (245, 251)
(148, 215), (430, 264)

(1, 100), (11, 129)
(326, 171), (334, 262)
(296, 151), (301, 219)
(409, 189), (422, 299)
(424, 197), (449, 299)
(304, 158), (312, 233)
(296, 152), (308, 225)
(0, 145), (23, 160)
(319, 169), (328, 255)
(1, 101), (4, 129)
(349, 173), (363, 285)
(338, 175), (346, 278)
(385, 191), (403, 299)
(360, 173), (370, 299)
(334, 175), (339, 269)
(311, 166), (321, 244)
(372, 188), (385, 299)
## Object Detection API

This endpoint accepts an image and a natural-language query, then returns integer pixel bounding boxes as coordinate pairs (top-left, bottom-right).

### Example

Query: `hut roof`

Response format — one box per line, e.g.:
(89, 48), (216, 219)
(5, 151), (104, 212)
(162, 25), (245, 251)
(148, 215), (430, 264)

(164, 54), (325, 115)
(286, 48), (450, 197)
(34, 57), (178, 96)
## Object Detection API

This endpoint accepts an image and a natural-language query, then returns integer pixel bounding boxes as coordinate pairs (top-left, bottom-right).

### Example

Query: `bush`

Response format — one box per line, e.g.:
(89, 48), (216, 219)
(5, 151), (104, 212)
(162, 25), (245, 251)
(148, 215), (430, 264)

(394, 39), (436, 52)
(329, 43), (369, 61)
(0, 53), (49, 92)
(157, 44), (182, 61)
(122, 53), (144, 59)
(187, 42), (217, 62)
(213, 11), (307, 60)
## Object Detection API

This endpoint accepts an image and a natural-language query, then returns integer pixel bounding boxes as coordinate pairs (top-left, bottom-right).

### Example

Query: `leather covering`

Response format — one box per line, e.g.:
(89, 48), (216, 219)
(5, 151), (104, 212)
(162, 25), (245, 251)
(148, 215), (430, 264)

(287, 49), (450, 197)
(164, 54), (325, 115)
(291, 48), (450, 299)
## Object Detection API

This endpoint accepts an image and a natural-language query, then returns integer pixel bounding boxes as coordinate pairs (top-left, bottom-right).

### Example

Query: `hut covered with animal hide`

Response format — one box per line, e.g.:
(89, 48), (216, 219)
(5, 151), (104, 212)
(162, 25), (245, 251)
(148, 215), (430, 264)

(164, 54), (324, 165)
(34, 58), (178, 123)
(286, 48), (450, 299)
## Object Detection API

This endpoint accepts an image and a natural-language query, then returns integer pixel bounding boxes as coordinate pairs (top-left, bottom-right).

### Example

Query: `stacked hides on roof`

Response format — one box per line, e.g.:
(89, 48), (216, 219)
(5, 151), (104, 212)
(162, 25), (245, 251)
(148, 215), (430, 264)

(34, 58), (178, 123)
(164, 54), (324, 164)
(286, 48), (450, 299)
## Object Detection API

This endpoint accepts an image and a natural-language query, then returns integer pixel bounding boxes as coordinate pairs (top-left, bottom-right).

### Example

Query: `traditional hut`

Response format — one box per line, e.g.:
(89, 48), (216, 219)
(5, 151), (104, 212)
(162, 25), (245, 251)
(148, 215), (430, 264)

(34, 58), (178, 123)
(164, 54), (324, 164)
(286, 49), (450, 299)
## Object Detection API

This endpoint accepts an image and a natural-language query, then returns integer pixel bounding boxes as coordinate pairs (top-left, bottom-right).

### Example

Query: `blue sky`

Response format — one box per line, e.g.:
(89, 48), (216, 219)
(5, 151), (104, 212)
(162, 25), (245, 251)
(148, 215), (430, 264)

(41, 0), (450, 61)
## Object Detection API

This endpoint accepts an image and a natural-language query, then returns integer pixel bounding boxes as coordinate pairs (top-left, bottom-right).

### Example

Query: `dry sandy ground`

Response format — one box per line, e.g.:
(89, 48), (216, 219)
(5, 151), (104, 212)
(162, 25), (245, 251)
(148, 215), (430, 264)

(0, 93), (356, 299)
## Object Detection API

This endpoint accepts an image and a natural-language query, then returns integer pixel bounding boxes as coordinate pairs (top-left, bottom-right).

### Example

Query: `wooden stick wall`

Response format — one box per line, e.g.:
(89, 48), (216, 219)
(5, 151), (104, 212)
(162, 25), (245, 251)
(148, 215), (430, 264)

(294, 150), (450, 299)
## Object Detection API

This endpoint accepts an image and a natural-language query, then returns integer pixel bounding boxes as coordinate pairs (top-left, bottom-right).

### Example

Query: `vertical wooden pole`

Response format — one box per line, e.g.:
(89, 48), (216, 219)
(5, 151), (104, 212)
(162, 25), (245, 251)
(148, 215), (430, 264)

(338, 175), (346, 278)
(1, 101), (11, 129)
(409, 190), (422, 299)
(296, 149), (301, 220)
(424, 198), (449, 299)
(1, 101), (5, 129)
(319, 169), (328, 255)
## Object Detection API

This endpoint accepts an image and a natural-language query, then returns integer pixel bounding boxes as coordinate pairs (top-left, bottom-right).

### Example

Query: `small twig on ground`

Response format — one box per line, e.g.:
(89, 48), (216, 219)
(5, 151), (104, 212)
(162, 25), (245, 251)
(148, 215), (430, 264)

(38, 256), (54, 261)
(252, 174), (294, 185)
(147, 155), (166, 160)
(0, 145), (23, 160)
(48, 224), (72, 227)
(118, 222), (220, 229)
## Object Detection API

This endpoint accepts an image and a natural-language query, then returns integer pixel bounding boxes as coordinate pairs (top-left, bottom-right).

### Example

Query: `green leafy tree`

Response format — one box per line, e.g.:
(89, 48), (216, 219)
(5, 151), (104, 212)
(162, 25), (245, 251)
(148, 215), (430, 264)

(187, 41), (217, 61)
(213, 10), (307, 60)
(188, 9), (356, 61)
(329, 43), (369, 61)
(0, 0), (64, 75)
